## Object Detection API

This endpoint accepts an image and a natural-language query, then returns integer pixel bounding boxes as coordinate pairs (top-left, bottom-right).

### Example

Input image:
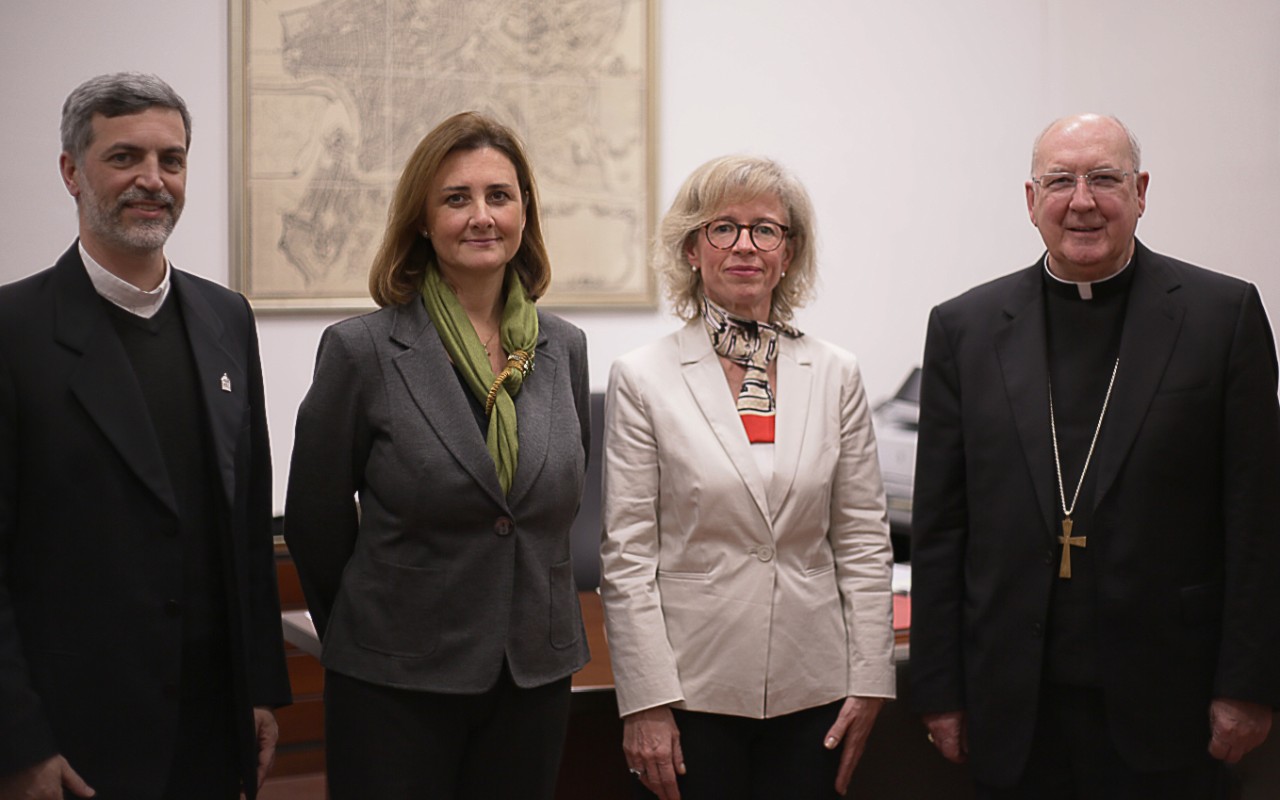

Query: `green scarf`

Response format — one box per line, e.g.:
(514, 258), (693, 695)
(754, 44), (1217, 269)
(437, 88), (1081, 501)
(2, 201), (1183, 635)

(421, 264), (538, 494)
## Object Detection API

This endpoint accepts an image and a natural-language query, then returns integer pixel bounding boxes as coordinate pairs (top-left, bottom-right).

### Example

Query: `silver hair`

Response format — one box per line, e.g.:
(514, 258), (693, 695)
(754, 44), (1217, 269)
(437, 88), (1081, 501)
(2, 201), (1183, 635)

(1031, 113), (1142, 175)
(654, 154), (817, 323)
(61, 72), (191, 162)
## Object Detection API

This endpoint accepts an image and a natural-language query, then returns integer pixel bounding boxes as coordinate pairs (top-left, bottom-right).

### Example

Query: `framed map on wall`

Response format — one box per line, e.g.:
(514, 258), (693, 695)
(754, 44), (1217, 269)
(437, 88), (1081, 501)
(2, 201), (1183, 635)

(230, 0), (657, 310)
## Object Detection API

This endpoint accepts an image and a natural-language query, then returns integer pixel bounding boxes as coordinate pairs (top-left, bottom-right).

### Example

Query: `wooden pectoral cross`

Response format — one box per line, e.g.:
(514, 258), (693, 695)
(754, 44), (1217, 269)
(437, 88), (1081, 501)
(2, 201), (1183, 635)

(1058, 517), (1086, 579)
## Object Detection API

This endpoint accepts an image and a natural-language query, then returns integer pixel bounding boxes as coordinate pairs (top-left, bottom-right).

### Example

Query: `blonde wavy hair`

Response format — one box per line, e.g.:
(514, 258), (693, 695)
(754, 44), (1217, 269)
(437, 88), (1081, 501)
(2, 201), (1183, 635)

(655, 155), (817, 322)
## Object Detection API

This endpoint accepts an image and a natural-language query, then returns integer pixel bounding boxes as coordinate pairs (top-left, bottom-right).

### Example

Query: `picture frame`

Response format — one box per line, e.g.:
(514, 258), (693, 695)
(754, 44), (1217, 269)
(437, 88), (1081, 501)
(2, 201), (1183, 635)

(229, 0), (657, 311)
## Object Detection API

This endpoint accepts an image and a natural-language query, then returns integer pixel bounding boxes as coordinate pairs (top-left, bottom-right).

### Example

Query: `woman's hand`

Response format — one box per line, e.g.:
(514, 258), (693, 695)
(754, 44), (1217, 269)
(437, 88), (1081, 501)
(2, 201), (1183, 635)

(623, 705), (686, 800)
(823, 695), (885, 795)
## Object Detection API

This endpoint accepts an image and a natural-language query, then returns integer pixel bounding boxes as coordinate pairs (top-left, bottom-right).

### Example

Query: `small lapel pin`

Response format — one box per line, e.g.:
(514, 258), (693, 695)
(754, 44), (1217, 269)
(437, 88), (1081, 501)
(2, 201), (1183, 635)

(220, 373), (232, 393)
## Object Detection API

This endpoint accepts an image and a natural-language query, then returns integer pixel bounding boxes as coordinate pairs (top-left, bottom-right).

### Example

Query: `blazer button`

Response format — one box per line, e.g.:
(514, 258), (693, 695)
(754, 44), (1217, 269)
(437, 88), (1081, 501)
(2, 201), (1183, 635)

(165, 599), (181, 617)
(1031, 622), (1044, 638)
(494, 517), (514, 537)
(754, 545), (775, 562)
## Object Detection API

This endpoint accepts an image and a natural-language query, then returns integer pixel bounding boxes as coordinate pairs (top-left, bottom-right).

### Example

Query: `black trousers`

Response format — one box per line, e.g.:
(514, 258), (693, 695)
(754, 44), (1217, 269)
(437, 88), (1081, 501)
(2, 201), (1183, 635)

(976, 684), (1228, 800)
(158, 669), (239, 800)
(634, 701), (845, 800)
(324, 665), (572, 800)
(86, 677), (239, 800)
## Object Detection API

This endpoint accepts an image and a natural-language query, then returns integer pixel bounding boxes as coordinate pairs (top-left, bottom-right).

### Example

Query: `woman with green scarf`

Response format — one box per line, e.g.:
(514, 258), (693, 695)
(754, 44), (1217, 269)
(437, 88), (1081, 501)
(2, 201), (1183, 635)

(285, 112), (591, 799)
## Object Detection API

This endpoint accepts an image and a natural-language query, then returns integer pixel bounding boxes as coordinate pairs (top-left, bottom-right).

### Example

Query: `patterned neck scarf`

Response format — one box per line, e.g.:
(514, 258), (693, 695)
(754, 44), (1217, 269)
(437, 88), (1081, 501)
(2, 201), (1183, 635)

(701, 294), (801, 443)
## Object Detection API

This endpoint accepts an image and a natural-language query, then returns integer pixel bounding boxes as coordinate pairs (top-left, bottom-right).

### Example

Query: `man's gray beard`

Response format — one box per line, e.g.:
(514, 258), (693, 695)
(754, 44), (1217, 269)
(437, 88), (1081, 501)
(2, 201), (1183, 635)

(81, 184), (182, 252)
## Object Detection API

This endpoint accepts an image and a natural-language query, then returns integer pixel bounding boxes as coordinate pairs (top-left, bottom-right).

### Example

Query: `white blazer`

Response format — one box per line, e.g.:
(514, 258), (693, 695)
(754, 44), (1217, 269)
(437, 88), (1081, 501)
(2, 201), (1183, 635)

(600, 320), (895, 719)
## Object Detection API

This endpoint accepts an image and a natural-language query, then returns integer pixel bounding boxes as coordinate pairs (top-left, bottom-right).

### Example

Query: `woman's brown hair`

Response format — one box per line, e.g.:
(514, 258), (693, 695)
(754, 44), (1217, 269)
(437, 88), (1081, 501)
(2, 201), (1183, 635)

(368, 112), (551, 306)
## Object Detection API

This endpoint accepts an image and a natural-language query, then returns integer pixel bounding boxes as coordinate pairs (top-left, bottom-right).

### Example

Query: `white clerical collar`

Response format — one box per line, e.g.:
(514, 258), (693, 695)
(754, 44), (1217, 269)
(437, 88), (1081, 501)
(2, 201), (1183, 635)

(1042, 253), (1132, 300)
(80, 241), (172, 319)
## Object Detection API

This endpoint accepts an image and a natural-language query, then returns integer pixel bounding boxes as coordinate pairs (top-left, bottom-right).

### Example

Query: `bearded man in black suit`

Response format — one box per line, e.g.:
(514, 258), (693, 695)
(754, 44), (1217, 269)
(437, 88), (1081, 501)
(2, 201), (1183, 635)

(0, 73), (290, 800)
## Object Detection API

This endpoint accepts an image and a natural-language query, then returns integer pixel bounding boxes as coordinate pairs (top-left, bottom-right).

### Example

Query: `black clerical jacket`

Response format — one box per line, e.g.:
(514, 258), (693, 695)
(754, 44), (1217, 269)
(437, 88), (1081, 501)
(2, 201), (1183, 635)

(0, 244), (291, 797)
(910, 240), (1280, 785)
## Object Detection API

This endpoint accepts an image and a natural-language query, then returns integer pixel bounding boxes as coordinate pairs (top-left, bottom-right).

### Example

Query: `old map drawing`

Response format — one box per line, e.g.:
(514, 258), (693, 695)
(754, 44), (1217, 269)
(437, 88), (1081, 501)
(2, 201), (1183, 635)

(232, 0), (655, 309)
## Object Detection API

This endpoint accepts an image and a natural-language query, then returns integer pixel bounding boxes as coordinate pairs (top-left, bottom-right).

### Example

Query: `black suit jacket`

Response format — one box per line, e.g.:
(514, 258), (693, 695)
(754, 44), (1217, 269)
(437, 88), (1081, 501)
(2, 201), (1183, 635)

(910, 241), (1280, 785)
(0, 244), (291, 797)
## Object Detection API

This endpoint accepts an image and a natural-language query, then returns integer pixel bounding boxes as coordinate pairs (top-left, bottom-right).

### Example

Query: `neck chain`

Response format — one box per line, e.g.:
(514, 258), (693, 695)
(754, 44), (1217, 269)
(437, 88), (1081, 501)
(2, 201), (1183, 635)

(1048, 356), (1119, 579)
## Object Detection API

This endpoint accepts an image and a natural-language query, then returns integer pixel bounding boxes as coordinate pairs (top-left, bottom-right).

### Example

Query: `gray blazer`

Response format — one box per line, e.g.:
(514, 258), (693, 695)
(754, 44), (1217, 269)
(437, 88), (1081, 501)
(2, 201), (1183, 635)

(285, 298), (590, 691)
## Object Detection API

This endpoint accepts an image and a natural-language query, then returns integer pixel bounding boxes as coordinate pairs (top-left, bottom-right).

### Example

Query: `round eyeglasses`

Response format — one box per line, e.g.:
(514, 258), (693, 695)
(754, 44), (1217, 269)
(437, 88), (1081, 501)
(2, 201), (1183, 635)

(702, 219), (790, 252)
(1031, 168), (1131, 197)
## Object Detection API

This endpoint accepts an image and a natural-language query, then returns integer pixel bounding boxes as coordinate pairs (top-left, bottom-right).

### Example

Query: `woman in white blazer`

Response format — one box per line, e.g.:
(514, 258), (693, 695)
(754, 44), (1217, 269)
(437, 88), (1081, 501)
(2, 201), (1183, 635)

(600, 155), (895, 799)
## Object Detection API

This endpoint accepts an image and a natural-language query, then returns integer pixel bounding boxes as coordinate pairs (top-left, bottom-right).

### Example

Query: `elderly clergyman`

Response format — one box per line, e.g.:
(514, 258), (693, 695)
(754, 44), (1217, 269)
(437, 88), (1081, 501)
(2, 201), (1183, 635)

(910, 113), (1280, 798)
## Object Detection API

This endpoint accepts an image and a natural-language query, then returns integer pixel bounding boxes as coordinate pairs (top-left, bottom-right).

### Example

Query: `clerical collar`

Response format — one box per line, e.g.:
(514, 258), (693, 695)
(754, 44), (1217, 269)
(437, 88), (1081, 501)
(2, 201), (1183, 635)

(80, 241), (172, 319)
(1042, 253), (1132, 301)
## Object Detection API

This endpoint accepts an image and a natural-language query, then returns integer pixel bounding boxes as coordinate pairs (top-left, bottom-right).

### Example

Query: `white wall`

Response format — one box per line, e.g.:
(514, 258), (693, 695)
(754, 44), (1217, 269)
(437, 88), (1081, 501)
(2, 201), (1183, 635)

(4, 1), (1279, 514)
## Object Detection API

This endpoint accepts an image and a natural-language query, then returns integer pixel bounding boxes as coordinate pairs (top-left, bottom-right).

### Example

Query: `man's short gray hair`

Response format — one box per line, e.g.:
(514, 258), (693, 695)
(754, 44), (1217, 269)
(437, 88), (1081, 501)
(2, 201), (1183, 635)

(61, 72), (191, 162)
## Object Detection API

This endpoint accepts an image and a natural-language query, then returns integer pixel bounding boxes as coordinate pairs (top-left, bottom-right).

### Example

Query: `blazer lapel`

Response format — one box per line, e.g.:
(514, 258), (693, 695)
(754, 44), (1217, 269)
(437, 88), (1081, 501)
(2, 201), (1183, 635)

(55, 248), (178, 515)
(507, 322), (554, 507)
(1093, 244), (1183, 506)
(994, 263), (1058, 541)
(767, 335), (812, 516)
(390, 300), (507, 509)
(677, 321), (772, 526)
(173, 271), (245, 508)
